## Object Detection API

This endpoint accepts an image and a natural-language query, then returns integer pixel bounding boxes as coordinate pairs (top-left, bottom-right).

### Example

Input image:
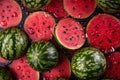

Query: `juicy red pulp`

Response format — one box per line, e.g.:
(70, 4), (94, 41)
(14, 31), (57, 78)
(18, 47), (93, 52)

(87, 14), (120, 53)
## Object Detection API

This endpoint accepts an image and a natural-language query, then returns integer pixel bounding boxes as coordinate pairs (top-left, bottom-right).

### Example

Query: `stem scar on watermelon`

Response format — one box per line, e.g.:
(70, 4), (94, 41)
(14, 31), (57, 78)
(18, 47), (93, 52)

(54, 18), (85, 50)
(86, 14), (120, 54)
(104, 52), (120, 80)
(42, 0), (68, 19)
(63, 0), (96, 19)
(42, 54), (71, 80)
(9, 55), (39, 80)
(0, 0), (22, 29)
(24, 11), (56, 42)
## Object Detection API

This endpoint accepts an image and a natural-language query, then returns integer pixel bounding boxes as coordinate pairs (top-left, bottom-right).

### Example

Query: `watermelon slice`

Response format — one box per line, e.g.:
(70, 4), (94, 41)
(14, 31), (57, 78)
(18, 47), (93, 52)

(42, 54), (71, 80)
(9, 55), (39, 80)
(63, 0), (96, 19)
(54, 18), (85, 50)
(24, 11), (55, 42)
(87, 14), (120, 53)
(43, 0), (68, 19)
(104, 52), (120, 80)
(0, 0), (22, 29)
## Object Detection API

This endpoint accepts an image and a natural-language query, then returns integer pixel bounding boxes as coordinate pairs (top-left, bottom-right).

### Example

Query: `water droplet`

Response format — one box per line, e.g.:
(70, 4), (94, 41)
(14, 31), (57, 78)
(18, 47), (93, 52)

(113, 61), (117, 64)
(12, 12), (18, 17)
(85, 33), (88, 38)
(16, 66), (21, 70)
(0, 20), (7, 26)
(20, 59), (24, 63)
(109, 47), (115, 53)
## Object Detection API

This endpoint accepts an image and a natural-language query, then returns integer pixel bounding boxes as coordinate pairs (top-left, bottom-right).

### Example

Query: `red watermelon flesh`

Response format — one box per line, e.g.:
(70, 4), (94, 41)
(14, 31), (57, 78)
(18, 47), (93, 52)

(55, 18), (85, 50)
(64, 0), (96, 19)
(104, 52), (120, 79)
(9, 56), (39, 80)
(0, 56), (9, 63)
(24, 11), (55, 42)
(42, 54), (71, 79)
(43, 0), (68, 19)
(0, 0), (22, 28)
(87, 14), (120, 54)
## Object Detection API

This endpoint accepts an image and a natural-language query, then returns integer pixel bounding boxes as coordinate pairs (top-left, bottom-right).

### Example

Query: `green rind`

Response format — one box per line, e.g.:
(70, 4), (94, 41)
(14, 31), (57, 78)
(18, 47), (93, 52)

(27, 41), (59, 72)
(0, 67), (13, 80)
(21, 0), (51, 10)
(97, 0), (120, 13)
(71, 47), (106, 80)
(0, 28), (28, 60)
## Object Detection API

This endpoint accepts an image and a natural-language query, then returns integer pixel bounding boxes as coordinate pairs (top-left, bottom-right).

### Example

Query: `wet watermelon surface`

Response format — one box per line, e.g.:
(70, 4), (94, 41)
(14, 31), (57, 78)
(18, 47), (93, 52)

(0, 0), (120, 80)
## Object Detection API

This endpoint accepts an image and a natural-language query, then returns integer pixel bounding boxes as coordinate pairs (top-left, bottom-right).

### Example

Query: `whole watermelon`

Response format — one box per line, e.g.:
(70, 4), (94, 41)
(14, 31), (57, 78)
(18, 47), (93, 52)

(0, 28), (28, 60)
(21, 0), (51, 10)
(71, 47), (106, 80)
(97, 0), (120, 13)
(0, 67), (13, 80)
(26, 41), (59, 72)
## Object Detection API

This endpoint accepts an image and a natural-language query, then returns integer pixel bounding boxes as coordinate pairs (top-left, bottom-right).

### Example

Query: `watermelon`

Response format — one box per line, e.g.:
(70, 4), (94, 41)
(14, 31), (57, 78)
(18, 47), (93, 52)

(0, 0), (22, 29)
(9, 55), (39, 80)
(71, 47), (106, 80)
(21, 0), (51, 10)
(87, 14), (120, 53)
(27, 41), (59, 72)
(103, 52), (120, 80)
(97, 0), (120, 13)
(0, 28), (28, 60)
(42, 54), (71, 80)
(54, 18), (85, 50)
(0, 56), (10, 65)
(42, 0), (68, 19)
(63, 0), (96, 19)
(24, 11), (55, 42)
(0, 67), (13, 80)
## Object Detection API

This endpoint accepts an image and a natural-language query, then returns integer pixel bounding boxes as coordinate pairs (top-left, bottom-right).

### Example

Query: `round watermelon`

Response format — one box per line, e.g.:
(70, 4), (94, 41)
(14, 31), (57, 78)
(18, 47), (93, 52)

(97, 0), (120, 13)
(24, 11), (55, 42)
(9, 55), (39, 80)
(54, 18), (85, 50)
(21, 0), (51, 10)
(0, 67), (13, 80)
(0, 28), (28, 60)
(42, 54), (71, 79)
(26, 41), (59, 72)
(71, 47), (106, 80)
(0, 0), (22, 29)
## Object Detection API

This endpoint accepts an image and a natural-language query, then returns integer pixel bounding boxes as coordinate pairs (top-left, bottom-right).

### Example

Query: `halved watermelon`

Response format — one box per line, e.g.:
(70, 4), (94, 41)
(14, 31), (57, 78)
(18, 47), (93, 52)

(0, 0), (22, 28)
(9, 55), (39, 80)
(24, 11), (56, 42)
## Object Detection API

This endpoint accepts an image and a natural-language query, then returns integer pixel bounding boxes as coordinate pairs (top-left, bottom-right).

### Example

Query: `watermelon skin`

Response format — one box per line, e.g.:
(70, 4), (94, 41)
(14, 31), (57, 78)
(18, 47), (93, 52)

(54, 18), (85, 50)
(103, 52), (120, 80)
(71, 47), (106, 80)
(21, 0), (51, 10)
(42, 54), (71, 80)
(27, 41), (59, 72)
(24, 11), (55, 42)
(0, 28), (28, 60)
(0, 0), (22, 29)
(42, 0), (68, 19)
(0, 67), (13, 80)
(87, 14), (120, 53)
(63, 0), (96, 19)
(9, 55), (39, 80)
(97, 0), (120, 13)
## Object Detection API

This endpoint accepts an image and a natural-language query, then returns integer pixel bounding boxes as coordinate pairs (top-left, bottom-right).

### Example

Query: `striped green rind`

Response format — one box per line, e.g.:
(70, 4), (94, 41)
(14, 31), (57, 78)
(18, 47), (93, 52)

(0, 28), (28, 60)
(71, 47), (106, 80)
(97, 0), (120, 13)
(0, 67), (13, 80)
(27, 41), (59, 72)
(21, 0), (51, 10)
